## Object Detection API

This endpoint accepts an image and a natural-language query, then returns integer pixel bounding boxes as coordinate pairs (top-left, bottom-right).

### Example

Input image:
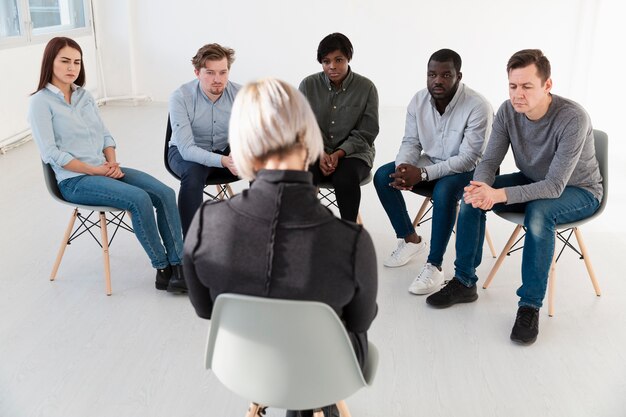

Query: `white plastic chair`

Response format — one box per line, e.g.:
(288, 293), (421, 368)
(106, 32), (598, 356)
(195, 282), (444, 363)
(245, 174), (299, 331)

(205, 293), (379, 417)
(482, 129), (608, 316)
(42, 161), (133, 295)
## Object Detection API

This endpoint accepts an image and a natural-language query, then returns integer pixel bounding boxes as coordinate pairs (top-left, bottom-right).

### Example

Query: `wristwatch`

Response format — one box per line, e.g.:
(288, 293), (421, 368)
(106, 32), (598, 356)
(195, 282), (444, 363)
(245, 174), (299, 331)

(420, 167), (428, 182)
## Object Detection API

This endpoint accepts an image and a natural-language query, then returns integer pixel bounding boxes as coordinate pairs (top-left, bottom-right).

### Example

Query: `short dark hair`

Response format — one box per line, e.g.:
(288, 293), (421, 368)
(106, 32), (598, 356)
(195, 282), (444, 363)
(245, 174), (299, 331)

(192, 43), (236, 71)
(33, 37), (85, 94)
(507, 49), (551, 84)
(428, 49), (462, 73)
(316, 33), (353, 63)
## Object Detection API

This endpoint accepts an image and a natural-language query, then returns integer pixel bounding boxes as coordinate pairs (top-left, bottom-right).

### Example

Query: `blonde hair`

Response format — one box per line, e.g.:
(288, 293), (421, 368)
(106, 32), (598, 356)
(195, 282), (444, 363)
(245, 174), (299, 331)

(229, 78), (324, 181)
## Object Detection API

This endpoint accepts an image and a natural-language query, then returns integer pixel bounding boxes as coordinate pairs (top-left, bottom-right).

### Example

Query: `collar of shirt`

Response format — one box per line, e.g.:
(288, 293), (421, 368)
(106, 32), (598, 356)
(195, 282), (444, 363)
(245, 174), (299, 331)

(429, 82), (465, 114)
(323, 66), (355, 92)
(45, 83), (79, 102)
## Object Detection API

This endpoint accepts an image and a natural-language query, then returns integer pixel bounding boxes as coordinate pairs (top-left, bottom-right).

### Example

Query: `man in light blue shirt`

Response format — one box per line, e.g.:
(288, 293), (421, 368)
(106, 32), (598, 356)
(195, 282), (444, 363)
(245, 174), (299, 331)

(373, 49), (493, 295)
(168, 43), (241, 237)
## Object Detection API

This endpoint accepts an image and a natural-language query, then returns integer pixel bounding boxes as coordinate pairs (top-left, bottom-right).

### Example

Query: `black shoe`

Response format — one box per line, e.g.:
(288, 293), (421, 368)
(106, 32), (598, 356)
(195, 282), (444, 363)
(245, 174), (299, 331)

(426, 277), (478, 308)
(510, 306), (540, 345)
(167, 264), (187, 293)
(155, 266), (172, 290)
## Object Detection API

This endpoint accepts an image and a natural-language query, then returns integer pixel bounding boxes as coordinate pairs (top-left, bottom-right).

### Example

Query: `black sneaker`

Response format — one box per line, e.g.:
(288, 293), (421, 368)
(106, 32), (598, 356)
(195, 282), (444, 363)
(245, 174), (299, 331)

(510, 306), (539, 345)
(167, 264), (188, 293)
(426, 277), (478, 308)
(155, 265), (172, 290)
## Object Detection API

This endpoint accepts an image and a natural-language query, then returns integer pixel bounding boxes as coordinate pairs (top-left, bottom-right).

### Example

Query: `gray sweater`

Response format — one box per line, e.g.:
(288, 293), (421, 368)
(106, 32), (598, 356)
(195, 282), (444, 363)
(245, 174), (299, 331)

(474, 94), (603, 204)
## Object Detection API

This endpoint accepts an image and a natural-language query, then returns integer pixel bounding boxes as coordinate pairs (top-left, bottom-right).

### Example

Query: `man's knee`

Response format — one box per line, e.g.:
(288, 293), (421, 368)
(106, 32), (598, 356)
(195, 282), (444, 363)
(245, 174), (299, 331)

(523, 202), (554, 236)
(374, 162), (394, 190)
(179, 164), (209, 189)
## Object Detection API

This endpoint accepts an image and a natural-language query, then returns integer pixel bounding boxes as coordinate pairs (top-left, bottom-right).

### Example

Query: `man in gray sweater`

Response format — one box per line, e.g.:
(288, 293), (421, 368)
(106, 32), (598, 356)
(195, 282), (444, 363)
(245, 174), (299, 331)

(425, 49), (603, 345)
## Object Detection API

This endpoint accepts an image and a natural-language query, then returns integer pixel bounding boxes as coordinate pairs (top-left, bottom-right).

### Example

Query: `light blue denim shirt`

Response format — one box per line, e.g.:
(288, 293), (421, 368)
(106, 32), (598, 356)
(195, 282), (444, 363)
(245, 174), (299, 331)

(28, 83), (116, 183)
(168, 79), (241, 168)
(395, 83), (493, 181)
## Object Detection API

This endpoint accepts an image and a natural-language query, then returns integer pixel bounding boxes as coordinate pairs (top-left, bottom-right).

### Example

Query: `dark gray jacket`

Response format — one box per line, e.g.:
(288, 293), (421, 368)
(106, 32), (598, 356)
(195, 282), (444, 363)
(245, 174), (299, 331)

(183, 169), (378, 336)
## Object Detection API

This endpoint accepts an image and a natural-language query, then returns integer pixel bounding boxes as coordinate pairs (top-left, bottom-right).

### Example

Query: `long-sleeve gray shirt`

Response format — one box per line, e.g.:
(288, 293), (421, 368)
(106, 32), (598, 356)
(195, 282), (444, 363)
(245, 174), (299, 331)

(168, 79), (241, 167)
(475, 94), (603, 204)
(299, 69), (379, 167)
(395, 83), (493, 181)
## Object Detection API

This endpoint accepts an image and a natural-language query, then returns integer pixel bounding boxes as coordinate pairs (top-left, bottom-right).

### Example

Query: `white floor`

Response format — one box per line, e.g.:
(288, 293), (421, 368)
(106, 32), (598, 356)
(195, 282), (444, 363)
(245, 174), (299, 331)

(1, 102), (625, 417)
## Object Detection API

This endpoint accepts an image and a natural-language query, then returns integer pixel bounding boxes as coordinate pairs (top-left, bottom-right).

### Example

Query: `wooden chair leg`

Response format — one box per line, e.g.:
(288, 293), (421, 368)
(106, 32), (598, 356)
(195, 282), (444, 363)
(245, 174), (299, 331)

(50, 208), (78, 281)
(412, 198), (431, 228)
(483, 225), (523, 289)
(245, 403), (264, 417)
(336, 400), (352, 417)
(484, 226), (497, 258)
(99, 212), (112, 296)
(226, 184), (235, 198)
(573, 228), (601, 297)
(356, 212), (363, 225)
(216, 185), (225, 200)
(547, 244), (559, 317)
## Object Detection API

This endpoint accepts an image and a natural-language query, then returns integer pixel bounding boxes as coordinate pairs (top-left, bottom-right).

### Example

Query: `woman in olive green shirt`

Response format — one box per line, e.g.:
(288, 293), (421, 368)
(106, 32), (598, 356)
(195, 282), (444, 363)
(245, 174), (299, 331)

(299, 32), (379, 222)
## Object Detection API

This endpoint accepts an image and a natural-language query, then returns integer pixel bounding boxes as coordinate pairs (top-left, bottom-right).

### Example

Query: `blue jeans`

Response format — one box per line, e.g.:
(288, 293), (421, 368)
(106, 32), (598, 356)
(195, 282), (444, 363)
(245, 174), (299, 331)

(454, 172), (600, 308)
(374, 161), (473, 267)
(168, 146), (237, 237)
(58, 168), (184, 269)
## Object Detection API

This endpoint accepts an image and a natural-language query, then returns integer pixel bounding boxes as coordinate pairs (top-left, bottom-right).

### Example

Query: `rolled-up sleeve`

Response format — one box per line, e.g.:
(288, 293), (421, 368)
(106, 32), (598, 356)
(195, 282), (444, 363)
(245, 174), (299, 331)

(28, 95), (74, 167)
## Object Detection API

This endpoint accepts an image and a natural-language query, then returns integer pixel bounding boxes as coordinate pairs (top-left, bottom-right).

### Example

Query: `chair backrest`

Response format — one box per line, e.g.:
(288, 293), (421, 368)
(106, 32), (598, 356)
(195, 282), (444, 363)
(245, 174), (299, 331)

(164, 115), (180, 180)
(205, 293), (371, 410)
(592, 129), (608, 217)
(41, 161), (68, 205)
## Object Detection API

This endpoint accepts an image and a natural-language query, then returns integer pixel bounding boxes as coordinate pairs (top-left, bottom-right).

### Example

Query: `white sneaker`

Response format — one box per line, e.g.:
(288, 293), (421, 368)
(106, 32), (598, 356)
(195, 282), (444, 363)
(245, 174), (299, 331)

(383, 239), (427, 268)
(408, 263), (445, 295)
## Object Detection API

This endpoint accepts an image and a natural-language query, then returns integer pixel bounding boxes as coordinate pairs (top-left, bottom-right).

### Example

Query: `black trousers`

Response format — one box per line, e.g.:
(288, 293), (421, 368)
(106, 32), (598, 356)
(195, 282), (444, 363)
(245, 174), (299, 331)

(310, 157), (371, 222)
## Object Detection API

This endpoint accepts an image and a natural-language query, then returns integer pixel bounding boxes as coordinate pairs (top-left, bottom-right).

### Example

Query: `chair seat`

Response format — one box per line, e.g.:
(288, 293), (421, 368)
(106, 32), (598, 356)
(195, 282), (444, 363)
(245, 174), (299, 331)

(41, 161), (133, 295)
(495, 209), (600, 230)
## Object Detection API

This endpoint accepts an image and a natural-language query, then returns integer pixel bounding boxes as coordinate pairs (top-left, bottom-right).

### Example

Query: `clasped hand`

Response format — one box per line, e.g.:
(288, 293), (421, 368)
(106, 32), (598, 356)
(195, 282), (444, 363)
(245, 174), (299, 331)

(94, 161), (124, 179)
(389, 164), (420, 190)
(320, 151), (344, 176)
(463, 181), (506, 210)
(221, 155), (238, 176)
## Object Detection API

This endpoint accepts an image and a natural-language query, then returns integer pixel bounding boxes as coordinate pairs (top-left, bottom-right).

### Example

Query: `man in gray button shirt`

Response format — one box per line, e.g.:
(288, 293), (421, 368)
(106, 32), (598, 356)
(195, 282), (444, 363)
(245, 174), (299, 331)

(374, 49), (493, 296)
(168, 43), (241, 237)
(426, 49), (603, 345)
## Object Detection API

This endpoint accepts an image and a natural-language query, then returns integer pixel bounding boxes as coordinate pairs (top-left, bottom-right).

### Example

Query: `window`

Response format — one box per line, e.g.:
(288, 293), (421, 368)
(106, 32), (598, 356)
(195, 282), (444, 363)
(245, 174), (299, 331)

(0, 0), (90, 46)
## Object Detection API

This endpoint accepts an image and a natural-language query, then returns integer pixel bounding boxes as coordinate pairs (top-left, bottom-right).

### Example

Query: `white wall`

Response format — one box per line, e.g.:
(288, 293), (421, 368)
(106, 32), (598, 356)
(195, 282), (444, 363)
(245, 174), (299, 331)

(91, 0), (614, 110)
(1, 0), (623, 150)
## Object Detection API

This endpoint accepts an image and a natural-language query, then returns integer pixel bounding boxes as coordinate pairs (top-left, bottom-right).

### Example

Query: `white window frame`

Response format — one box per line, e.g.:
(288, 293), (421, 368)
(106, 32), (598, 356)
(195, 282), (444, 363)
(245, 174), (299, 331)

(0, 0), (92, 49)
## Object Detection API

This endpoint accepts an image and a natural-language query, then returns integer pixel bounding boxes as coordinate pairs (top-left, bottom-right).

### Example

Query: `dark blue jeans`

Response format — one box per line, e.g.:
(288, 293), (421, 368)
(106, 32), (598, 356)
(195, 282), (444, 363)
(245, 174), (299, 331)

(168, 146), (237, 237)
(374, 161), (473, 267)
(58, 168), (183, 269)
(454, 172), (600, 308)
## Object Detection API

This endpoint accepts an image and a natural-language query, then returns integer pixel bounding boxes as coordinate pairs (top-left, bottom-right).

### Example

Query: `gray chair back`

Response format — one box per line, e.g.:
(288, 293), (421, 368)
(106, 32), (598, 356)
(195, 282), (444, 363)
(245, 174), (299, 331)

(205, 293), (378, 411)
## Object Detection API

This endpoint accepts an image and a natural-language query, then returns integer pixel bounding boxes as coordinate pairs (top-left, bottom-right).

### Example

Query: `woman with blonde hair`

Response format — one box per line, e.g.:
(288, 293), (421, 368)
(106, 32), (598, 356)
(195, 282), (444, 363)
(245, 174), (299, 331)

(184, 78), (378, 417)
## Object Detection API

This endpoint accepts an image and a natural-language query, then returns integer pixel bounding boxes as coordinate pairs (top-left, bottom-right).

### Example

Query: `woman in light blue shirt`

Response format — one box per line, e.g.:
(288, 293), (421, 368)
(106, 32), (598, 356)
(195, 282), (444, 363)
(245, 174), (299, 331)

(28, 37), (186, 293)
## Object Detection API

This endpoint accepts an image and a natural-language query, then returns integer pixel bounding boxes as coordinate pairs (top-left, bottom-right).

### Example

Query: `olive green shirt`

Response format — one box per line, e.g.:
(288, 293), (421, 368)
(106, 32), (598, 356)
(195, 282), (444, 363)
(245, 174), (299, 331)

(299, 69), (379, 167)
